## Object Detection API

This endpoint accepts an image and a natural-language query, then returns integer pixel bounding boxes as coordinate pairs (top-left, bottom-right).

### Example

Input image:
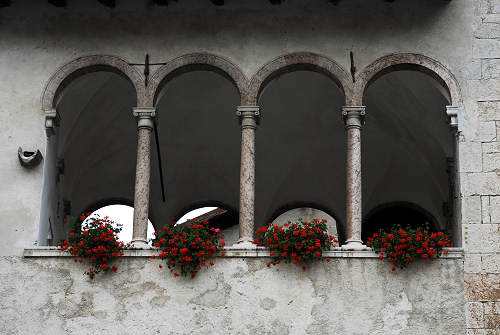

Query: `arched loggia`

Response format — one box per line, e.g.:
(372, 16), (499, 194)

(361, 68), (458, 243)
(148, 68), (241, 232)
(39, 69), (139, 245)
(254, 67), (347, 235)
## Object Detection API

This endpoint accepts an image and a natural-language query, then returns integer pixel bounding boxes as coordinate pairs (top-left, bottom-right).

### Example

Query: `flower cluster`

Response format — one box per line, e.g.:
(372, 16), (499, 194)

(368, 225), (452, 271)
(58, 213), (127, 279)
(253, 219), (337, 270)
(152, 220), (225, 278)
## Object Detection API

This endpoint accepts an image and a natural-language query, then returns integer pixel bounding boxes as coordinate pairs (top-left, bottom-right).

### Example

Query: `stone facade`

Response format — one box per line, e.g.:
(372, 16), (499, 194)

(463, 1), (500, 334)
(0, 0), (499, 334)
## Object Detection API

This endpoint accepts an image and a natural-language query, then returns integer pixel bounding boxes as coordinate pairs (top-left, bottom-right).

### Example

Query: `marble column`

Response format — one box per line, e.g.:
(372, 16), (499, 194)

(132, 107), (156, 248)
(235, 106), (260, 247)
(342, 106), (369, 250)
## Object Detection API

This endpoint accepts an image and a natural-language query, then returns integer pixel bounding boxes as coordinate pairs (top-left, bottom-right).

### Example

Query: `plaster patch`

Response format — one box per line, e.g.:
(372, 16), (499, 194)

(380, 292), (413, 333)
(259, 297), (277, 311)
(150, 295), (171, 308)
(189, 274), (231, 307)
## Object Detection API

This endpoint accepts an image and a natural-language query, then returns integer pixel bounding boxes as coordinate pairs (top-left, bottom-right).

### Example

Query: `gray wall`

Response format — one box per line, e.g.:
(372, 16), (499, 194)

(1, 255), (465, 335)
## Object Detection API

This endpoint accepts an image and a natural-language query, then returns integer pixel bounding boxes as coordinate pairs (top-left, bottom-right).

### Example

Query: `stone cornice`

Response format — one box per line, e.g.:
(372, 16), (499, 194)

(23, 247), (464, 259)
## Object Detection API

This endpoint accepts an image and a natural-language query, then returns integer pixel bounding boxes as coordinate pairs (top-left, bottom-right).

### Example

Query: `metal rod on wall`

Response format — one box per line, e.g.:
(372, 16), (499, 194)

(153, 120), (166, 202)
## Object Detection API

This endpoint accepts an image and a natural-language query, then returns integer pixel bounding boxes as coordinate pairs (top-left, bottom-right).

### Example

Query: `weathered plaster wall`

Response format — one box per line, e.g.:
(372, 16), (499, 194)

(0, 254), (464, 335)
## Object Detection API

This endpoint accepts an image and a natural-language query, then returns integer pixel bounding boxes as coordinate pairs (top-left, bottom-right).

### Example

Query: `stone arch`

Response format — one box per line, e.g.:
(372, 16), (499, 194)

(247, 52), (353, 105)
(41, 55), (145, 110)
(354, 53), (462, 106)
(148, 53), (249, 106)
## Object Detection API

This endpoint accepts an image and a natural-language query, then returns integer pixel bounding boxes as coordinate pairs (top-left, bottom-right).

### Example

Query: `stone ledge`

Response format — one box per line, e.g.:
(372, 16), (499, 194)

(23, 247), (464, 259)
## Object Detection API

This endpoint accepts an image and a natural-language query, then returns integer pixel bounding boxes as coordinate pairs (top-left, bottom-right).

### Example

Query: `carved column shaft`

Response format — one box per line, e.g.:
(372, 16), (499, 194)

(132, 107), (156, 248)
(37, 109), (61, 246)
(446, 105), (461, 246)
(236, 106), (260, 245)
(342, 106), (367, 250)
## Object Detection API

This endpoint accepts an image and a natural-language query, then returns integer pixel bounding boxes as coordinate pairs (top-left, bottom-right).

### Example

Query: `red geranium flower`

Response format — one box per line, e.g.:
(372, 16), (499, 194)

(152, 221), (223, 278)
(370, 224), (451, 271)
(253, 219), (337, 269)
(58, 215), (125, 279)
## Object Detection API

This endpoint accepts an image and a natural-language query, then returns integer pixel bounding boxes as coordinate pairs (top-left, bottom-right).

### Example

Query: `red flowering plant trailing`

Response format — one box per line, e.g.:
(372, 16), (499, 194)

(367, 224), (452, 272)
(57, 213), (128, 279)
(253, 219), (338, 270)
(152, 220), (225, 278)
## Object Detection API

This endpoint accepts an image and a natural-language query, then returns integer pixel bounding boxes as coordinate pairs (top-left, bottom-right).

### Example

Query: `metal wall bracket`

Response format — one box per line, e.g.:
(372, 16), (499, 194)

(18, 147), (43, 168)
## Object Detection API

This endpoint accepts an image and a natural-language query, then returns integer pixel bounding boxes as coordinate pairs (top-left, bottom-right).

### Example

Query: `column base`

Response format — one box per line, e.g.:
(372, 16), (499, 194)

(341, 240), (371, 251)
(131, 239), (150, 249)
(226, 239), (257, 250)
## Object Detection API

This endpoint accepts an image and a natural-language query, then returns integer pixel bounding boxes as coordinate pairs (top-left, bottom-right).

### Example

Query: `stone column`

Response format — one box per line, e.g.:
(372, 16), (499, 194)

(446, 105), (461, 246)
(132, 107), (156, 248)
(342, 106), (369, 250)
(235, 106), (260, 247)
(38, 109), (60, 246)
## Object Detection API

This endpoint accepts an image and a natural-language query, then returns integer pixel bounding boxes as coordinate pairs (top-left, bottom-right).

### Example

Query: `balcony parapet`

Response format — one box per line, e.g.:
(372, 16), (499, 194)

(23, 247), (464, 259)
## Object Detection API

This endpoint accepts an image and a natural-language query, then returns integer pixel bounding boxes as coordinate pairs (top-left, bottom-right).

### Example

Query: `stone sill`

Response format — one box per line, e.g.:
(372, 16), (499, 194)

(23, 247), (464, 259)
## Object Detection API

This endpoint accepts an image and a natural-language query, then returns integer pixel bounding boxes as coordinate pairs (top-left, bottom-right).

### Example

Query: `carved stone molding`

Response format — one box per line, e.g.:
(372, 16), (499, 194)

(148, 53), (250, 107)
(133, 107), (156, 130)
(342, 106), (366, 129)
(44, 108), (60, 137)
(41, 55), (146, 110)
(446, 105), (460, 129)
(247, 52), (353, 105)
(354, 53), (463, 106)
(236, 106), (260, 129)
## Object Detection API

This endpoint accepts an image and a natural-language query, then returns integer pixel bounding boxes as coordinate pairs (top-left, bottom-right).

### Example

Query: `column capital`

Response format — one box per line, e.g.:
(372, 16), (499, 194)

(44, 108), (60, 137)
(342, 106), (366, 128)
(446, 105), (459, 129)
(133, 107), (156, 130)
(237, 106), (260, 128)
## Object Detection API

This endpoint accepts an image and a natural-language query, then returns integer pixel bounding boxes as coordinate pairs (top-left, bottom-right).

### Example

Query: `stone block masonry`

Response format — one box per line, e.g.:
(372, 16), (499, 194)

(464, 1), (500, 334)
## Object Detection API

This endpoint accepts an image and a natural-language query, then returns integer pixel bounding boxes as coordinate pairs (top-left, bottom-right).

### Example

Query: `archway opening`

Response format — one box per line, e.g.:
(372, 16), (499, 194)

(39, 70), (137, 245)
(362, 70), (457, 242)
(83, 204), (155, 244)
(150, 69), (241, 230)
(256, 70), (346, 233)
